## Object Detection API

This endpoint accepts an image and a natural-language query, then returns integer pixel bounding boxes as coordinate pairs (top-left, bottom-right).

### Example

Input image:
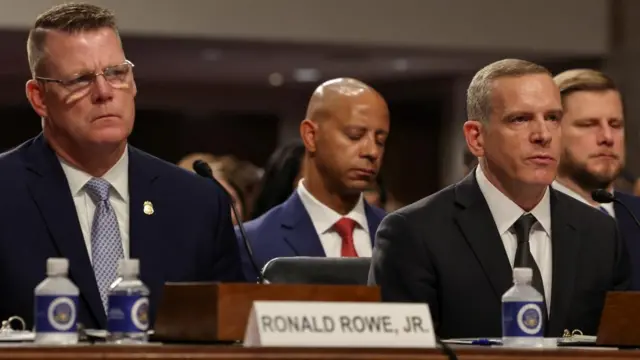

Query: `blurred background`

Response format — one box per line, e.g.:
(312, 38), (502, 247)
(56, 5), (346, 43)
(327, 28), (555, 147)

(1, 0), (638, 218)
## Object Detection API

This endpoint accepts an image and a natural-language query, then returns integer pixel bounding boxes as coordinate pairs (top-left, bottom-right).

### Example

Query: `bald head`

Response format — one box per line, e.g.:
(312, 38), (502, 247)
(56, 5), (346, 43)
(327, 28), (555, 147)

(305, 78), (387, 122)
(299, 77), (389, 197)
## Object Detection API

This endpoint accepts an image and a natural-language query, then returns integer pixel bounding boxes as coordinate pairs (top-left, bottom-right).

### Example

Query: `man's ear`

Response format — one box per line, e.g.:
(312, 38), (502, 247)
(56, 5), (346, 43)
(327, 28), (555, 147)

(26, 79), (48, 118)
(300, 119), (318, 153)
(463, 120), (485, 157)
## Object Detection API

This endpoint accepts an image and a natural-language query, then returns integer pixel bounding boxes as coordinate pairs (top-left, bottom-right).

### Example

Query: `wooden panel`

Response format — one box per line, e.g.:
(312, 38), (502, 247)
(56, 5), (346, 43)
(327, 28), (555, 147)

(597, 291), (640, 346)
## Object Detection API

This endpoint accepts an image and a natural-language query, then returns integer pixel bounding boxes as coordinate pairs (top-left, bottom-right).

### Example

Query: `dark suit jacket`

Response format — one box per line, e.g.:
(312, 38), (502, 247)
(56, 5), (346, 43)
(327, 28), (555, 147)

(614, 192), (640, 290)
(369, 172), (630, 339)
(236, 191), (386, 282)
(0, 134), (244, 329)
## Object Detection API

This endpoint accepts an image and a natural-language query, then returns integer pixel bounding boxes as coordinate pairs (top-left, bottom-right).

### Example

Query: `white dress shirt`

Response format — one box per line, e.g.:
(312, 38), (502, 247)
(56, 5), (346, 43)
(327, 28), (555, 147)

(476, 166), (552, 311)
(296, 179), (372, 257)
(552, 181), (615, 218)
(59, 148), (130, 262)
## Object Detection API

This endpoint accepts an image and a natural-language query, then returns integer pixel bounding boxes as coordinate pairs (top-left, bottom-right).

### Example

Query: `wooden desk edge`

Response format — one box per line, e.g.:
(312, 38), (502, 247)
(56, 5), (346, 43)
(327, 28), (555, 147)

(0, 344), (636, 360)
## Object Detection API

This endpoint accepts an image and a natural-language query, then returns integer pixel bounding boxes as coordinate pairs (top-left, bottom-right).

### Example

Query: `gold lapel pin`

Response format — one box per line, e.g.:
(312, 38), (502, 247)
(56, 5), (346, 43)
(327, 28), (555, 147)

(143, 201), (154, 215)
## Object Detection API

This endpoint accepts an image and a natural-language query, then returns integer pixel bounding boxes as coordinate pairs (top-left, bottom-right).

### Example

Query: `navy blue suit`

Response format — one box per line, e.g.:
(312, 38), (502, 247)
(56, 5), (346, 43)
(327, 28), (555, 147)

(236, 192), (386, 282)
(0, 134), (244, 329)
(614, 192), (640, 290)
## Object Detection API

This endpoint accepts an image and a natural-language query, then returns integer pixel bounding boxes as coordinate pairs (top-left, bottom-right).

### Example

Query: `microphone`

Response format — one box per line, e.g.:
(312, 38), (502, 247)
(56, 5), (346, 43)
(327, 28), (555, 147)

(591, 189), (640, 230)
(591, 189), (616, 204)
(192, 160), (263, 283)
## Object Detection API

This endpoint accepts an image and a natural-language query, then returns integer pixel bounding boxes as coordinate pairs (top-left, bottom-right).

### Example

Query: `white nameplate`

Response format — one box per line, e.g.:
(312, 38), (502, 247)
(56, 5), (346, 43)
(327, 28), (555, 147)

(243, 301), (435, 348)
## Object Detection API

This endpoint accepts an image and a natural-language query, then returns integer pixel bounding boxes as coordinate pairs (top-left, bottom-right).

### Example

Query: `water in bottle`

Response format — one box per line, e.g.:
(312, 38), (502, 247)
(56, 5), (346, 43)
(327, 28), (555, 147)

(107, 258), (150, 343)
(34, 258), (79, 344)
(502, 267), (545, 348)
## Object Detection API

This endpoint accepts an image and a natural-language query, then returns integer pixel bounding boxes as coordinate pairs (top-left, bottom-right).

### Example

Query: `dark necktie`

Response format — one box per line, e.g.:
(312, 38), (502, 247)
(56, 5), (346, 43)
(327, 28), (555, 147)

(512, 214), (548, 321)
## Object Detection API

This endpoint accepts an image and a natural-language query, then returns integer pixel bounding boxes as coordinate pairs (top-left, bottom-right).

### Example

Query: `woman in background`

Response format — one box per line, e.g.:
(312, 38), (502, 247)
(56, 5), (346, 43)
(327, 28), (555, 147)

(177, 152), (217, 171)
(211, 163), (247, 226)
(176, 152), (247, 225)
(364, 176), (388, 210)
(251, 140), (305, 220)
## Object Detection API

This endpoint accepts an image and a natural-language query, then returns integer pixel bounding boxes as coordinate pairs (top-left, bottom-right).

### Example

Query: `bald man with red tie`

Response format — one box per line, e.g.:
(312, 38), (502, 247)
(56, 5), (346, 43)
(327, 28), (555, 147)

(236, 78), (389, 282)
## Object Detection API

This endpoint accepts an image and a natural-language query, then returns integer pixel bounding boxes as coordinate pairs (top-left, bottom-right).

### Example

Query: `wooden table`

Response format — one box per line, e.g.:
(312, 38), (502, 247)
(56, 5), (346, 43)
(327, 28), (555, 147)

(0, 344), (636, 360)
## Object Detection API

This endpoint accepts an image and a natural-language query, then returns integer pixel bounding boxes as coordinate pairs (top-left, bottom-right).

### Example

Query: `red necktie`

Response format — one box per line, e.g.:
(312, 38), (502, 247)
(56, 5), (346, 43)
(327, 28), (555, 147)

(334, 218), (358, 257)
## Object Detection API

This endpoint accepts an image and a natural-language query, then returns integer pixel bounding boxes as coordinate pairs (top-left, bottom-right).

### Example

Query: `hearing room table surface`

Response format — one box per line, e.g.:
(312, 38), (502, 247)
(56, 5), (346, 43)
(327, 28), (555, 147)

(0, 344), (634, 360)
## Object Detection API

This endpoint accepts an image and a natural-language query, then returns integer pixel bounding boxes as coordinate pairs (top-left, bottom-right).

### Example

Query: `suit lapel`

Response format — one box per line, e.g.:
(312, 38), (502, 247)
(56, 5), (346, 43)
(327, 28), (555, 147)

(24, 134), (104, 326)
(453, 172), (513, 300)
(127, 148), (164, 294)
(364, 203), (383, 246)
(613, 201), (627, 227)
(547, 190), (579, 336)
(613, 195), (640, 246)
(613, 197), (640, 289)
(280, 193), (326, 256)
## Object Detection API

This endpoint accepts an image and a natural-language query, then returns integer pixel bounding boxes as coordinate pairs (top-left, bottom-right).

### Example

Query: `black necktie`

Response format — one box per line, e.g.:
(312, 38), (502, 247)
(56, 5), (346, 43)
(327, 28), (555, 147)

(512, 214), (548, 321)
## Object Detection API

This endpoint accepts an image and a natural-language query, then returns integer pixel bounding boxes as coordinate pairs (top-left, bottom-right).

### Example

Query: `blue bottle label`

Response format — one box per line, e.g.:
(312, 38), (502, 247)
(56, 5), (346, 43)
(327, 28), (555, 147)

(35, 295), (78, 333)
(107, 295), (149, 333)
(502, 301), (544, 337)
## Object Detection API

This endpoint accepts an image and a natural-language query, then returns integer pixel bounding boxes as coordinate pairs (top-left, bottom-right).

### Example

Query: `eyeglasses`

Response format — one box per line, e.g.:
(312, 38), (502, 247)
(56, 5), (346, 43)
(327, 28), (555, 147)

(35, 60), (135, 92)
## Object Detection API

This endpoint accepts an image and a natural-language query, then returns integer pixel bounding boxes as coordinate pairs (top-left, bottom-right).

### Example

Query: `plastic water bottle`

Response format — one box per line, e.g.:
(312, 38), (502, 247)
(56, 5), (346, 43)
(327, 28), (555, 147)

(107, 259), (150, 343)
(34, 258), (79, 344)
(502, 267), (545, 348)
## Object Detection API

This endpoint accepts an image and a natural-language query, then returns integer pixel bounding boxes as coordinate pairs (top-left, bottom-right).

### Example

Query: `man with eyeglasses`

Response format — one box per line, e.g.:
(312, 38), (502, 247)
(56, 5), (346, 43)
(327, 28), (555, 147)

(0, 3), (244, 330)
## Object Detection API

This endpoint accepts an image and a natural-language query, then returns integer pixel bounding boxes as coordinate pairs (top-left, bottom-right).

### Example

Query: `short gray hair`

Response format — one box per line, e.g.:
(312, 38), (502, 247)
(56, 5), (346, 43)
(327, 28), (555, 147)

(467, 59), (551, 123)
(27, 3), (118, 77)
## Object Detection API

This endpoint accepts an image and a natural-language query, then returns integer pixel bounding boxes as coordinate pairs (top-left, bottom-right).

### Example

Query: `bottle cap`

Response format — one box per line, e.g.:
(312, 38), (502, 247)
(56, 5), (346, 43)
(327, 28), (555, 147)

(117, 258), (140, 277)
(47, 258), (69, 276)
(513, 267), (533, 283)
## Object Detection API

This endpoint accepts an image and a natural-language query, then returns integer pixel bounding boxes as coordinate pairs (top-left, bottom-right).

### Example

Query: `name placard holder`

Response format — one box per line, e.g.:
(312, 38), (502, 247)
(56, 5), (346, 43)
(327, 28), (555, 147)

(153, 283), (380, 343)
(596, 291), (640, 346)
(244, 301), (435, 348)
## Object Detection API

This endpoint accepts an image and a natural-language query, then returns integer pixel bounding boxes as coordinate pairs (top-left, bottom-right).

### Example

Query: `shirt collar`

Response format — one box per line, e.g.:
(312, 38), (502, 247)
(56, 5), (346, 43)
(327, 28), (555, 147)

(58, 146), (129, 202)
(296, 179), (369, 235)
(552, 180), (615, 217)
(475, 165), (551, 237)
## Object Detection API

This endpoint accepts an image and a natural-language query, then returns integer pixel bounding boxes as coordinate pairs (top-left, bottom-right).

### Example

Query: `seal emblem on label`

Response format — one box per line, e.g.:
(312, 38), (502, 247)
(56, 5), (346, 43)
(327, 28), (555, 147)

(130, 297), (149, 331)
(47, 297), (76, 331)
(516, 303), (542, 335)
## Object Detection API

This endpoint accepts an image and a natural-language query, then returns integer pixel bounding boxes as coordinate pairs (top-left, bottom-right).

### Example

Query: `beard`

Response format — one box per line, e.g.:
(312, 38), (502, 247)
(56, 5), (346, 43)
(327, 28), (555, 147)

(558, 149), (622, 191)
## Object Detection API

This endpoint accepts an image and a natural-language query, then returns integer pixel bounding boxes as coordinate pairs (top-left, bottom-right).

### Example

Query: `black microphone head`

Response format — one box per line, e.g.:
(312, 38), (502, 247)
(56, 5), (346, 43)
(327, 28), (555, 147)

(192, 159), (214, 179)
(591, 189), (615, 204)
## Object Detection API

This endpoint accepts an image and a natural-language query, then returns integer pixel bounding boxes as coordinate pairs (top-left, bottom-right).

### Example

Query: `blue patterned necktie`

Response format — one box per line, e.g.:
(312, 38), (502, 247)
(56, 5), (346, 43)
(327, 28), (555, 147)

(85, 177), (124, 313)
